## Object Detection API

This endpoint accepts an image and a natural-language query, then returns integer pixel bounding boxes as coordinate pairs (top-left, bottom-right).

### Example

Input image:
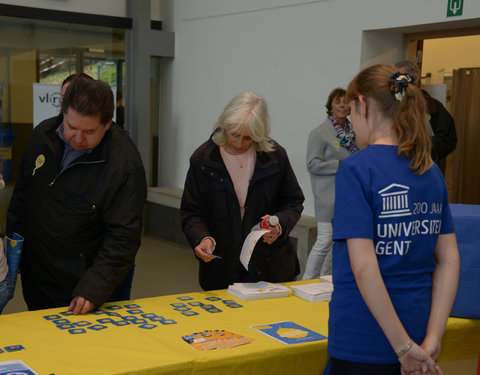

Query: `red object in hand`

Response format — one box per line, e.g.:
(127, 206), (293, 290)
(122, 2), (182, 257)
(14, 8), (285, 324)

(259, 215), (279, 229)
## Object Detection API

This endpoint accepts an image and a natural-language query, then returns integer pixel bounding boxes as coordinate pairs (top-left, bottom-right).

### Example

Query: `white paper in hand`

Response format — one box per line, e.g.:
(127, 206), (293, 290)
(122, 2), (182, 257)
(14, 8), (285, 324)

(239, 230), (268, 270)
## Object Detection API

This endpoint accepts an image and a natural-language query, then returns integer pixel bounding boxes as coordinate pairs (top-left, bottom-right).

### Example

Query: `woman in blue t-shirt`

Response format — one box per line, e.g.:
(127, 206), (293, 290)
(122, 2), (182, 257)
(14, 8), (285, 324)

(328, 65), (460, 375)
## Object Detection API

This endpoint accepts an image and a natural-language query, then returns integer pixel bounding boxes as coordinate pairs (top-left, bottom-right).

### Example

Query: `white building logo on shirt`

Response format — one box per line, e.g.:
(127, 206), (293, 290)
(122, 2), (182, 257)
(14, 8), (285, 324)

(378, 183), (412, 218)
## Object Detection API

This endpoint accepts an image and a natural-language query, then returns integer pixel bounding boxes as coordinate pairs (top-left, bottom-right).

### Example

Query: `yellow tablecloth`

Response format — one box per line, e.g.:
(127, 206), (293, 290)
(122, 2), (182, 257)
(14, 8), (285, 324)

(0, 281), (478, 375)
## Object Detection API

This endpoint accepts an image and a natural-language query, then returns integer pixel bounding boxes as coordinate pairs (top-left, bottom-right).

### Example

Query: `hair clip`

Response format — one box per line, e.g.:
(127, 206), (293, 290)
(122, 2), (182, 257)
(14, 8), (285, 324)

(390, 72), (415, 102)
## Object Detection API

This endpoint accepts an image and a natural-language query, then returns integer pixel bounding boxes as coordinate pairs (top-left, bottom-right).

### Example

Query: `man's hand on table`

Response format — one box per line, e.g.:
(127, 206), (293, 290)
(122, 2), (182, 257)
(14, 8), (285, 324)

(68, 296), (96, 314)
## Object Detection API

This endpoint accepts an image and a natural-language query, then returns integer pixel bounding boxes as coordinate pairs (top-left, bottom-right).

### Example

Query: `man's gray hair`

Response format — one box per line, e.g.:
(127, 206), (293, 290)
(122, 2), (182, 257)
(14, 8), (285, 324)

(395, 60), (420, 78)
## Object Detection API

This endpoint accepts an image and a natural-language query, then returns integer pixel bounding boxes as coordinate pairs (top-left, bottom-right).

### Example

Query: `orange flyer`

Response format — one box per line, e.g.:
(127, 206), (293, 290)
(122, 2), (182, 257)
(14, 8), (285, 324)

(182, 329), (254, 350)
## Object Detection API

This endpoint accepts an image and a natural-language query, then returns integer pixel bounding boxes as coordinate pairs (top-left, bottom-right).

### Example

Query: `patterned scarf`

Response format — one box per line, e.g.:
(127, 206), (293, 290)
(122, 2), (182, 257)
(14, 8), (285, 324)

(329, 115), (359, 154)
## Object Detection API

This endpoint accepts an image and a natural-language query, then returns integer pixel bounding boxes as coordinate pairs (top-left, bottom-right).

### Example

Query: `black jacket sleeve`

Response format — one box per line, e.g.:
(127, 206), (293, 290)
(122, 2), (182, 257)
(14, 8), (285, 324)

(430, 98), (457, 162)
(6, 143), (28, 238)
(273, 148), (305, 239)
(180, 157), (212, 249)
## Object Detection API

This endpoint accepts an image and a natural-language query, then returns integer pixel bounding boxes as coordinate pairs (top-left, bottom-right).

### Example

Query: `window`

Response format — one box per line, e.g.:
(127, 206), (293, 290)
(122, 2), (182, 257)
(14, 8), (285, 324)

(0, 14), (126, 181)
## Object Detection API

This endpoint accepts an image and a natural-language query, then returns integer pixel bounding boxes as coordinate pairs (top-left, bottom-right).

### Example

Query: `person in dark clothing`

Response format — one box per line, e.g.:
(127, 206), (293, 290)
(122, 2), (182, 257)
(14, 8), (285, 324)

(7, 77), (147, 314)
(421, 90), (457, 163)
(396, 61), (457, 169)
(116, 90), (125, 129)
(180, 92), (304, 291)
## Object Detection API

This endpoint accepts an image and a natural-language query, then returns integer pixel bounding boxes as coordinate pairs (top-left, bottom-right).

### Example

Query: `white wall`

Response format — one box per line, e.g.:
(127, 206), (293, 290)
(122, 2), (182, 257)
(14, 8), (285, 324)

(4, 0), (480, 216)
(158, 0), (480, 216)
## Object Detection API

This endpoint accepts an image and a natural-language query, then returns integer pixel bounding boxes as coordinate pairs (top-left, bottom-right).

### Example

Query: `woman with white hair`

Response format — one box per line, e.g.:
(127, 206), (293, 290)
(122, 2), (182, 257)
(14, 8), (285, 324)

(181, 92), (304, 291)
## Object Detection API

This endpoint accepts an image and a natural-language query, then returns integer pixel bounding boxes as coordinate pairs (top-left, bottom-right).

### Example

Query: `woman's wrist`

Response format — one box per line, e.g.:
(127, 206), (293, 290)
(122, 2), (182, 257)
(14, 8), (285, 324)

(396, 339), (414, 358)
(200, 236), (216, 250)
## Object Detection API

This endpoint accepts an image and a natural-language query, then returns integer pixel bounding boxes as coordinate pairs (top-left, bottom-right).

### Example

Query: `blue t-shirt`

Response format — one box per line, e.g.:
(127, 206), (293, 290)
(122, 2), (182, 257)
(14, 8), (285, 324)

(328, 145), (454, 364)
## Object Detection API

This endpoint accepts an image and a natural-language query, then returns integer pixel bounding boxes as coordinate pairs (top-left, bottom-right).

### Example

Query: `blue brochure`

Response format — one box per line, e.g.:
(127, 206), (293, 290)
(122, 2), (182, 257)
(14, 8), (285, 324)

(6, 232), (24, 299)
(250, 321), (327, 345)
(6, 232), (24, 277)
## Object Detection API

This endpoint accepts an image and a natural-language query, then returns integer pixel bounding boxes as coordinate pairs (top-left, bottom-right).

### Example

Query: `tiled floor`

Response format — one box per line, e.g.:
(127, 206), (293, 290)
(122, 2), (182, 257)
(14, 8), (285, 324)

(3, 236), (202, 315)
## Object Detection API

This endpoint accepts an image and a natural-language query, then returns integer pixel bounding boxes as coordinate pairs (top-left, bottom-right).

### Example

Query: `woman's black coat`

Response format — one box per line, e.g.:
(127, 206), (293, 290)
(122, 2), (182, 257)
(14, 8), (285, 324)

(180, 137), (304, 290)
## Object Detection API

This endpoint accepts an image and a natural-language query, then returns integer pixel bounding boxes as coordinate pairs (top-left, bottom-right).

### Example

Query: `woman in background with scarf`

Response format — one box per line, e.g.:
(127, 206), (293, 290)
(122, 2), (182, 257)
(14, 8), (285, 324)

(303, 88), (359, 280)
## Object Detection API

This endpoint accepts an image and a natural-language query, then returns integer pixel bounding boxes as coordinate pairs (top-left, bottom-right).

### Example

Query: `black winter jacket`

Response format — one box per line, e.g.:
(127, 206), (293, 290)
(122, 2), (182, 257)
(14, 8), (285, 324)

(422, 90), (457, 162)
(180, 137), (304, 291)
(6, 114), (147, 309)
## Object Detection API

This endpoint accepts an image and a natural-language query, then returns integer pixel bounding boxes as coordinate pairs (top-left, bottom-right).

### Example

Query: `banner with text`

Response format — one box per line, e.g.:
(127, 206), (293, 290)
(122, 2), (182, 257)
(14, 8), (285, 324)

(33, 83), (62, 128)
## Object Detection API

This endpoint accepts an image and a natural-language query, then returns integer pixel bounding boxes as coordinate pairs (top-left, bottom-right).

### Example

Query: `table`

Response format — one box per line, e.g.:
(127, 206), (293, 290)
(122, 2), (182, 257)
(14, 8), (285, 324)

(0, 281), (479, 375)
(450, 204), (480, 319)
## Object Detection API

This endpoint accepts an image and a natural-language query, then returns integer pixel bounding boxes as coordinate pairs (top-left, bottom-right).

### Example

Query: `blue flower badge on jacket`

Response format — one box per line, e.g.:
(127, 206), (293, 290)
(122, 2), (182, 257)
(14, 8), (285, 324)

(32, 154), (45, 176)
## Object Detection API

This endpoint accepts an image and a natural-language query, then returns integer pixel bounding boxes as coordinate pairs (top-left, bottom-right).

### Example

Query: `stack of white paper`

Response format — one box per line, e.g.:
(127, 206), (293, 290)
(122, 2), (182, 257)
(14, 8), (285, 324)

(227, 281), (291, 301)
(290, 278), (334, 303)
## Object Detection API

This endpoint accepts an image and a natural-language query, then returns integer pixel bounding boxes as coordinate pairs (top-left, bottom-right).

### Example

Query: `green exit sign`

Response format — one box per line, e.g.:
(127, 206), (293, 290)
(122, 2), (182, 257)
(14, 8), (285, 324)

(447, 0), (463, 17)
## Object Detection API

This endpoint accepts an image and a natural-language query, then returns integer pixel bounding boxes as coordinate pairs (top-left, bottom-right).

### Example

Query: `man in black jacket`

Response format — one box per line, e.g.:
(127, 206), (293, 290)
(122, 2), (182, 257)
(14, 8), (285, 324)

(7, 77), (147, 314)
